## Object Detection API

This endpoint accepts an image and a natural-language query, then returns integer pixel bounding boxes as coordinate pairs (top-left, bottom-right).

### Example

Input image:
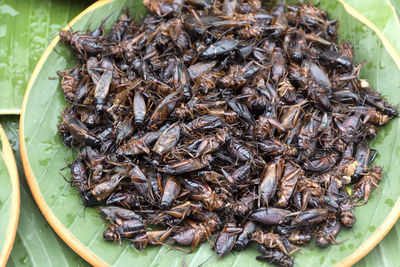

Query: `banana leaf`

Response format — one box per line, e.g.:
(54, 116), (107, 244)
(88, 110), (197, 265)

(0, 122), (19, 266)
(19, 0), (400, 266)
(0, 0), (92, 114)
(0, 116), (88, 267)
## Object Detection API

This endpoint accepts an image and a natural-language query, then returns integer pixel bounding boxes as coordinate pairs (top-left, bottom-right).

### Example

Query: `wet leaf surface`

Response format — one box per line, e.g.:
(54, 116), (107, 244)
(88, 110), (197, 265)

(20, 0), (400, 266)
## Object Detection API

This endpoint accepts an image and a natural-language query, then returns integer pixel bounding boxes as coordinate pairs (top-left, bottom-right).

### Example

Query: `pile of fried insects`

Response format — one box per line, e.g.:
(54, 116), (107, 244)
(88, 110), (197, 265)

(58, 0), (397, 266)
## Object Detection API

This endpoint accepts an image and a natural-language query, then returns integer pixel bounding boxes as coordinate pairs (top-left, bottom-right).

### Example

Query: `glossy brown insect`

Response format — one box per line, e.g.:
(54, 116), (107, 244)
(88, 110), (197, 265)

(160, 176), (180, 209)
(251, 230), (291, 255)
(214, 223), (242, 257)
(316, 219), (341, 248)
(235, 221), (256, 251)
(256, 245), (294, 267)
(353, 165), (383, 205)
(132, 228), (173, 250)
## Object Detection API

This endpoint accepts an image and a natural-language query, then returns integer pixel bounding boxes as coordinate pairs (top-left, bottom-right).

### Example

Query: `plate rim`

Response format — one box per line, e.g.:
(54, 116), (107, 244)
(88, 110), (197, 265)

(0, 124), (20, 266)
(18, 0), (400, 266)
(19, 0), (113, 266)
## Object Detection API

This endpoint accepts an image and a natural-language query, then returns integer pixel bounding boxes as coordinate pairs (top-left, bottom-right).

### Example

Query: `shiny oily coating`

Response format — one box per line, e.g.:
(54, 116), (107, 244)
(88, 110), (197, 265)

(57, 0), (397, 266)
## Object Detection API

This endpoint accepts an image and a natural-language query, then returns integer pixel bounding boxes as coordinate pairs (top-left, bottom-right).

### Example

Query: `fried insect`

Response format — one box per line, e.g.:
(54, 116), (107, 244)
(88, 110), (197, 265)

(235, 221), (256, 251)
(214, 223), (242, 257)
(84, 172), (125, 206)
(338, 197), (356, 228)
(160, 176), (180, 209)
(250, 208), (292, 226)
(316, 219), (341, 248)
(171, 221), (219, 253)
(259, 157), (284, 206)
(57, 1), (396, 266)
(60, 30), (104, 56)
(256, 245), (294, 267)
(353, 166), (383, 205)
(132, 228), (173, 250)
(251, 230), (291, 255)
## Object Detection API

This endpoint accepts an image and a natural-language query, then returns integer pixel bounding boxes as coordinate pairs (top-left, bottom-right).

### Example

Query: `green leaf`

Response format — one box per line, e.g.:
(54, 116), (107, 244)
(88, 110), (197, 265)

(0, 124), (16, 265)
(338, 1), (400, 266)
(391, 0), (400, 17)
(0, 137), (9, 259)
(20, 1), (400, 267)
(0, 0), (92, 114)
(0, 117), (88, 267)
(356, 223), (400, 267)
(7, 170), (88, 267)
(338, 0), (400, 70)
